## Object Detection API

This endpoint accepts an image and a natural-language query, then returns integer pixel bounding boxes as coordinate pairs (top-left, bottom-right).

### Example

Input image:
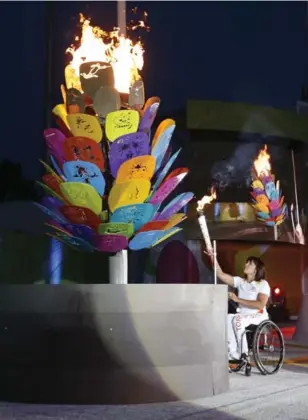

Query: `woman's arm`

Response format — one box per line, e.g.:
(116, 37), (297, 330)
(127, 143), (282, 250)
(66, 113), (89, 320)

(229, 292), (269, 310)
(204, 251), (234, 286)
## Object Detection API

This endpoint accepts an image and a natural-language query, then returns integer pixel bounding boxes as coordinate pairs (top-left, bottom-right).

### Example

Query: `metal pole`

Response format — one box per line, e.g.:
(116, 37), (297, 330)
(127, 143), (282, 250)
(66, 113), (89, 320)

(213, 240), (217, 285)
(291, 149), (300, 225)
(109, 0), (128, 285)
(117, 1), (126, 36)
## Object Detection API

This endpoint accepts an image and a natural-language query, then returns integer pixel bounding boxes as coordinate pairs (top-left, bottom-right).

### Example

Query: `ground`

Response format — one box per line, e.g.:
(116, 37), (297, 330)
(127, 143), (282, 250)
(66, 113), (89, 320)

(1, 324), (308, 420)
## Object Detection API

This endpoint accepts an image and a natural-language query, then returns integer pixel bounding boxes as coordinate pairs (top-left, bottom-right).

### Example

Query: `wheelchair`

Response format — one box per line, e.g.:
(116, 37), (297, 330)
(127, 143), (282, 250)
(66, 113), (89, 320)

(228, 303), (285, 376)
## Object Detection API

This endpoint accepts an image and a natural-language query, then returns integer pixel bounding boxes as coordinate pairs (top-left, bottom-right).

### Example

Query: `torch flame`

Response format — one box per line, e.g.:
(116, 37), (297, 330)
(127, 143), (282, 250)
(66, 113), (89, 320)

(66, 14), (145, 94)
(253, 144), (271, 178)
(197, 187), (217, 212)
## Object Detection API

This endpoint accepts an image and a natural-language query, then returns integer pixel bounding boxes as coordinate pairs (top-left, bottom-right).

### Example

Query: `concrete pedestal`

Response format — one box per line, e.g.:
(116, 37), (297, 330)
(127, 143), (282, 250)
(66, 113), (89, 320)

(0, 284), (228, 404)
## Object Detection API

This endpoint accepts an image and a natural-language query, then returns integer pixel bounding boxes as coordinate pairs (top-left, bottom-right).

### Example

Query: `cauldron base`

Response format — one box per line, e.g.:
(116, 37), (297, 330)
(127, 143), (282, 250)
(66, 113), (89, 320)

(0, 284), (228, 404)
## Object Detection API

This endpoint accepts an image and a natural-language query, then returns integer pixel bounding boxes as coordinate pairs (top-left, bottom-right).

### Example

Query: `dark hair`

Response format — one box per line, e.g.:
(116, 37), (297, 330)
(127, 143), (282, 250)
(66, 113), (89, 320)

(245, 256), (265, 281)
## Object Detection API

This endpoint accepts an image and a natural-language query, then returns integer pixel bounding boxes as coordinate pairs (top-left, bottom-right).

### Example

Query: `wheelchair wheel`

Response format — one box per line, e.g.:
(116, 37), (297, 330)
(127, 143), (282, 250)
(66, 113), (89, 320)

(252, 320), (285, 375)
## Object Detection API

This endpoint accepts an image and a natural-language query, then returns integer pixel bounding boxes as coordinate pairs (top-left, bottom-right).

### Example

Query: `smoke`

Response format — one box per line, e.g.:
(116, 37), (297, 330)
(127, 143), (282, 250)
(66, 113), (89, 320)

(211, 108), (289, 192)
(211, 142), (259, 191)
(211, 136), (284, 192)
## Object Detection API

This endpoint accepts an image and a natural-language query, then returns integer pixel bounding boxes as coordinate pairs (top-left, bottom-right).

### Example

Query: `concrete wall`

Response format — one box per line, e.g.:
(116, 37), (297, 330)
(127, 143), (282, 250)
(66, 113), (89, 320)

(0, 284), (229, 404)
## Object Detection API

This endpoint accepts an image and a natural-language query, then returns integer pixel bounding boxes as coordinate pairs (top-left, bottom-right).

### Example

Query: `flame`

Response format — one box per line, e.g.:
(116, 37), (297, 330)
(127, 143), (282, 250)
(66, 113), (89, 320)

(66, 14), (145, 94)
(197, 187), (217, 212)
(253, 144), (271, 178)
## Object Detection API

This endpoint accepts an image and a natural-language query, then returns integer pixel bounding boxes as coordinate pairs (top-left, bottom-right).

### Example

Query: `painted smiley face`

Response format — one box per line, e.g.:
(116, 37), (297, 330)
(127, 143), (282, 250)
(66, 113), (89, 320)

(108, 132), (150, 178)
(113, 111), (134, 130)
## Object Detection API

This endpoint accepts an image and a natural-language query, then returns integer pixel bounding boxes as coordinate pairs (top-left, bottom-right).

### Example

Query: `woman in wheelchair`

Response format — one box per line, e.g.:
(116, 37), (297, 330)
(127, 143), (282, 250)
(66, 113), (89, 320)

(210, 254), (271, 361)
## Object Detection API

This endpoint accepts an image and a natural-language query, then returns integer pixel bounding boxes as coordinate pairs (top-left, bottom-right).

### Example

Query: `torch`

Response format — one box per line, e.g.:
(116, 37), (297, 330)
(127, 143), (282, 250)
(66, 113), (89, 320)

(196, 188), (217, 284)
(251, 145), (286, 241)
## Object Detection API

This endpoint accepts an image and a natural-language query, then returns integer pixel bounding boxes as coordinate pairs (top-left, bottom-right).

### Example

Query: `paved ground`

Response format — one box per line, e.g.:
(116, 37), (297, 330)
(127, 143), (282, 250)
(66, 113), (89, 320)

(1, 324), (308, 420)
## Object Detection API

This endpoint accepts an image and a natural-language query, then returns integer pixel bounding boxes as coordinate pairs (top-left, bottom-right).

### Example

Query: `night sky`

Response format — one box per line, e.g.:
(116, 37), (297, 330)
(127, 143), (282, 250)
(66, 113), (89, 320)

(1, 1), (307, 179)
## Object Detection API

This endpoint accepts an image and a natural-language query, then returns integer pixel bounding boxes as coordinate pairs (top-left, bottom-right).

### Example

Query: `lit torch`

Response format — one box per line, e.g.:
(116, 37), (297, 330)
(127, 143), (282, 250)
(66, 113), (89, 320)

(196, 187), (217, 256)
(253, 145), (271, 179)
(251, 145), (286, 241)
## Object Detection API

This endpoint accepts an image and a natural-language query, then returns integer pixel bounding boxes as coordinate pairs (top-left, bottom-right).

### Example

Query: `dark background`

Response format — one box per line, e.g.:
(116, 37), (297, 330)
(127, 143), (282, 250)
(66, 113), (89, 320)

(0, 1), (307, 202)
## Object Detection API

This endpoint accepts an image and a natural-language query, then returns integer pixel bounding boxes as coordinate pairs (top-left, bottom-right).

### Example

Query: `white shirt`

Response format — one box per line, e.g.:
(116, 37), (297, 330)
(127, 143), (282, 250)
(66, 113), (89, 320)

(233, 276), (271, 315)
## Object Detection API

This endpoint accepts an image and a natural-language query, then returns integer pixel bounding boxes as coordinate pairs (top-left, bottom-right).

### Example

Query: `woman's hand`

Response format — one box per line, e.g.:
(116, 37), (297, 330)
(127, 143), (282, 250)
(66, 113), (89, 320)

(203, 249), (214, 258)
(228, 292), (239, 303)
(203, 250), (235, 287)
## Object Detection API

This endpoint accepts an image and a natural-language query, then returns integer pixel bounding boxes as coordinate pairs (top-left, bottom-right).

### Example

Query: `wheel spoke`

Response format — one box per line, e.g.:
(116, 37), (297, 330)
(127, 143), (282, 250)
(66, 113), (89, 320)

(253, 321), (284, 375)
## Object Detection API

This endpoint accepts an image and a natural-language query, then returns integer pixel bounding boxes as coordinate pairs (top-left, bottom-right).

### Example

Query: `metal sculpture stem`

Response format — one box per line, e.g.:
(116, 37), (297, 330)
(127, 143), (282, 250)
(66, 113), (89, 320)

(109, 250), (128, 284)
(109, 0), (129, 286)
(117, 1), (127, 36)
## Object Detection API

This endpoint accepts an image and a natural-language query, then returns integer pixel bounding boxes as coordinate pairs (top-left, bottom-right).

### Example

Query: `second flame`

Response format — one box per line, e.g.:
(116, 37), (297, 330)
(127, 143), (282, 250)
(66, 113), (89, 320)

(197, 187), (217, 212)
(253, 144), (271, 178)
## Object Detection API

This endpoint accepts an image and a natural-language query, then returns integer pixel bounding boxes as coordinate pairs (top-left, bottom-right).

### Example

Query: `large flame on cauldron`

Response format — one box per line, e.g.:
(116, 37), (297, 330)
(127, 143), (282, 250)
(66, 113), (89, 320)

(66, 14), (145, 94)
